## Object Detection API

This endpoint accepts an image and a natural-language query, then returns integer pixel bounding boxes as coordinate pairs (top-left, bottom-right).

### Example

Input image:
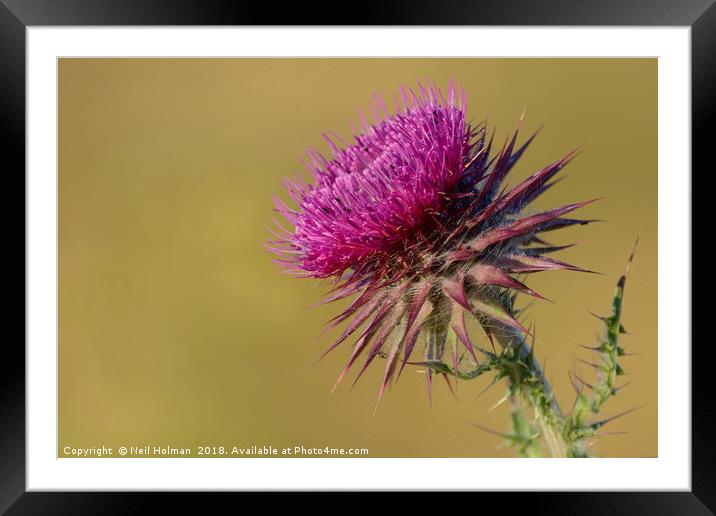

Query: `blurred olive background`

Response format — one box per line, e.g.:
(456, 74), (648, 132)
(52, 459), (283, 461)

(58, 59), (656, 458)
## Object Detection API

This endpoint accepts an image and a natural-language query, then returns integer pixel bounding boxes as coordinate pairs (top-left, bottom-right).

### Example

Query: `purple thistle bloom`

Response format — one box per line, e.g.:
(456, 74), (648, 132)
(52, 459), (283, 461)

(269, 80), (594, 404)
(273, 82), (469, 278)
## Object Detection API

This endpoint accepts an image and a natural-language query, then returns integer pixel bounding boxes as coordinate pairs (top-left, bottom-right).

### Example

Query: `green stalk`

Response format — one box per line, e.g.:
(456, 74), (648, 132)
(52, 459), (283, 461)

(496, 328), (569, 458)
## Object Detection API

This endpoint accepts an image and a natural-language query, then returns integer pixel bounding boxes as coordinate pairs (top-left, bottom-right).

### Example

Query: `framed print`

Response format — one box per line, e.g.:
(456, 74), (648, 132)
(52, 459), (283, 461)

(4, 0), (711, 513)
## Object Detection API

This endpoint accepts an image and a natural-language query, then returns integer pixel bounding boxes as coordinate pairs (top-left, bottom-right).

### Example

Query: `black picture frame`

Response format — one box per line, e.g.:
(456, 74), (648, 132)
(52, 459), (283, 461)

(3, 1), (710, 513)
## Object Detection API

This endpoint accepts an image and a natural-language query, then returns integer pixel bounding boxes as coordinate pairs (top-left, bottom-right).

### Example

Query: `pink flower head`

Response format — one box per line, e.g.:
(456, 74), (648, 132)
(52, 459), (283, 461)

(274, 81), (469, 278)
(268, 80), (594, 403)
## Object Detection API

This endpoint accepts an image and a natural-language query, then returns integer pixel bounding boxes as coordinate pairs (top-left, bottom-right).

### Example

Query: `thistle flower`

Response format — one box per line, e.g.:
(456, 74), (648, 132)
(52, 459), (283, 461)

(269, 80), (594, 403)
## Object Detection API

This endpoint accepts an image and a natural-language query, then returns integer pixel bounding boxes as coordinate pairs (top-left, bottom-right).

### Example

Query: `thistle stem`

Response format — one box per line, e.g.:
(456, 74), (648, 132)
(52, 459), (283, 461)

(500, 330), (569, 458)
(518, 352), (567, 458)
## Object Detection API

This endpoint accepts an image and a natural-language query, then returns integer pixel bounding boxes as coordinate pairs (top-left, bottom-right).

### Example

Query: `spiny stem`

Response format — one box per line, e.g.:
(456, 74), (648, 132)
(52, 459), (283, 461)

(500, 330), (569, 458)
(564, 238), (638, 456)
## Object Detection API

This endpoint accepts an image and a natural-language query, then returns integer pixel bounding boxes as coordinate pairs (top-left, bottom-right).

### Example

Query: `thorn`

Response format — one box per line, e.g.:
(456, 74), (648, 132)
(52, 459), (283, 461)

(591, 407), (641, 429)
(527, 322), (537, 360)
(371, 398), (381, 419)
(469, 422), (508, 439)
(613, 380), (634, 394)
(618, 324), (631, 335)
(488, 392), (510, 413)
(567, 370), (583, 395)
(578, 343), (605, 352)
(482, 326), (496, 354)
(595, 430), (630, 438)
(624, 236), (640, 278)
(572, 371), (595, 390)
(475, 376), (501, 400)
(441, 373), (459, 401)
(573, 355), (602, 370)
(587, 310), (607, 322)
